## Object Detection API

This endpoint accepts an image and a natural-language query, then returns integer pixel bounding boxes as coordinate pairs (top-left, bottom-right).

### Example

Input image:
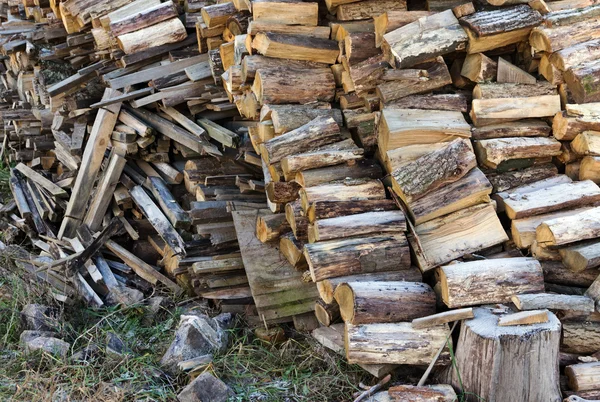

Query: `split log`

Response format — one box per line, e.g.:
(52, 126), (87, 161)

(384, 93), (469, 112)
(461, 53), (497, 82)
(263, 103), (342, 135)
(474, 137), (561, 169)
(241, 56), (328, 83)
(581, 157), (600, 183)
(336, 0), (407, 22)
(309, 210), (406, 242)
(259, 116), (341, 164)
(314, 300), (340, 327)
(504, 180), (600, 220)
(438, 257), (544, 308)
(388, 385), (457, 402)
(473, 82), (556, 99)
(300, 180), (386, 213)
(470, 95), (561, 126)
(497, 57), (536, 84)
(251, 1), (318, 26)
(536, 205), (600, 246)
(247, 21), (330, 38)
(553, 110), (600, 141)
(282, 148), (364, 180)
(117, 18), (187, 54)
(295, 159), (382, 188)
(411, 203), (508, 271)
(279, 232), (307, 270)
(252, 67), (335, 105)
(345, 322), (451, 365)
(344, 32), (379, 65)
(256, 213), (289, 243)
(564, 60), (600, 104)
(390, 138), (476, 204)
(147, 177), (190, 230)
(549, 39), (600, 71)
(252, 33), (339, 64)
(440, 306), (562, 402)
(376, 57), (452, 103)
(411, 308), (474, 329)
(306, 199), (397, 223)
(543, 261), (599, 288)
(109, 1), (177, 37)
(460, 5), (543, 53)
(305, 233), (411, 282)
(567, 363), (600, 392)
(511, 293), (594, 313)
(494, 174), (572, 214)
(317, 269), (422, 304)
(382, 10), (467, 69)
(471, 120), (551, 140)
(374, 11), (434, 47)
(529, 17), (600, 53)
(562, 323), (600, 354)
(201, 2), (236, 27)
(497, 310), (549, 326)
(560, 240), (600, 272)
(334, 281), (436, 324)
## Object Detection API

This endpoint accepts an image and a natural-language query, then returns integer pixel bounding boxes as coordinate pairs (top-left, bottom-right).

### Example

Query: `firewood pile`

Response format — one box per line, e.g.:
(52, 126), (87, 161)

(3, 0), (600, 398)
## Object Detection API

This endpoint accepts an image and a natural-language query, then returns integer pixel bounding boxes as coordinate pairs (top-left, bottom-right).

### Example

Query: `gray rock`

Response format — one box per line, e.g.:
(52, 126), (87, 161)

(23, 336), (70, 359)
(71, 343), (100, 362)
(21, 304), (58, 331)
(177, 373), (234, 402)
(106, 286), (144, 306)
(160, 313), (233, 372)
(19, 330), (56, 345)
(106, 332), (130, 358)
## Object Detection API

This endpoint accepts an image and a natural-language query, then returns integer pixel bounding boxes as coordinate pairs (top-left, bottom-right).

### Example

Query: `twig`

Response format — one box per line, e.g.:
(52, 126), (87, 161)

(417, 321), (459, 387)
(353, 374), (391, 402)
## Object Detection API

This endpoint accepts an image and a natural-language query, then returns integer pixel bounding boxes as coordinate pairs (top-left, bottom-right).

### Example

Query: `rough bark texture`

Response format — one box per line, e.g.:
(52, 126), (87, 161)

(438, 257), (545, 308)
(474, 137), (562, 169)
(253, 67), (335, 105)
(473, 82), (557, 99)
(470, 95), (561, 127)
(511, 293), (595, 313)
(295, 159), (382, 188)
(560, 240), (600, 272)
(566, 362), (600, 392)
(305, 233), (411, 282)
(536, 205), (600, 246)
(300, 179), (387, 212)
(388, 385), (457, 402)
(439, 306), (562, 402)
(117, 18), (187, 55)
(550, 39), (600, 71)
(334, 281), (436, 324)
(252, 33), (339, 64)
(471, 120), (551, 140)
(530, 17), (600, 53)
(564, 59), (600, 104)
(306, 199), (397, 222)
(460, 5), (542, 37)
(311, 210), (406, 242)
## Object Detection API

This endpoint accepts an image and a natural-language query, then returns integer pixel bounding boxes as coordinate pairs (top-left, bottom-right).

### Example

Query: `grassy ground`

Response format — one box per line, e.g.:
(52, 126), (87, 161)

(0, 261), (370, 402)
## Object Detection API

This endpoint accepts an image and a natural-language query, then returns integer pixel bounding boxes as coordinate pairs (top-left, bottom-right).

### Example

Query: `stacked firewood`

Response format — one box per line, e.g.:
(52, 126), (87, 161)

(4, 0), (600, 398)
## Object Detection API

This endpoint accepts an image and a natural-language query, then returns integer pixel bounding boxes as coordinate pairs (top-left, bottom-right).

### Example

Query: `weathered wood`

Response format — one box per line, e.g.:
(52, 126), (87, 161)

(474, 137), (561, 169)
(385, 93), (468, 113)
(109, 1), (177, 37)
(252, 33), (339, 64)
(147, 176), (191, 230)
(497, 57), (536, 84)
(282, 148), (363, 180)
(470, 95), (561, 126)
(553, 109), (600, 141)
(411, 203), (508, 272)
(117, 18), (187, 54)
(295, 159), (382, 188)
(335, 281), (436, 324)
(473, 82), (556, 99)
(300, 180), (387, 213)
(471, 120), (551, 140)
(383, 10), (467, 69)
(497, 310), (549, 326)
(550, 39), (600, 71)
(232, 209), (319, 322)
(310, 210), (406, 242)
(256, 213), (289, 243)
(130, 186), (186, 256)
(562, 322), (600, 354)
(440, 306), (562, 402)
(461, 53), (497, 83)
(391, 138), (476, 204)
(305, 233), (411, 282)
(247, 21), (330, 38)
(259, 116), (341, 164)
(201, 2), (236, 27)
(317, 269), (423, 304)
(512, 293), (594, 313)
(564, 59), (600, 104)
(504, 180), (600, 220)
(412, 308), (474, 329)
(561, 240), (600, 272)
(252, 67), (335, 105)
(567, 363), (600, 392)
(374, 11), (434, 47)
(336, 0), (407, 22)
(530, 17), (600, 53)
(14, 163), (67, 199)
(536, 205), (600, 246)
(252, 1), (318, 26)
(388, 385), (457, 402)
(59, 88), (122, 239)
(438, 257), (544, 308)
(345, 322), (451, 365)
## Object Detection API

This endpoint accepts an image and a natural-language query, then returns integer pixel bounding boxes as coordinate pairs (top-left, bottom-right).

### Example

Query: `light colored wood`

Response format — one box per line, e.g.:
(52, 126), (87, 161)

(504, 180), (600, 220)
(470, 95), (561, 127)
(336, 0), (407, 22)
(252, 67), (335, 105)
(512, 293), (595, 313)
(58, 89), (122, 239)
(581, 156), (600, 183)
(536, 205), (600, 247)
(566, 362), (600, 392)
(471, 120), (551, 140)
(383, 10), (467, 69)
(550, 39), (600, 72)
(474, 137), (561, 169)
(373, 11), (433, 47)
(473, 82), (557, 100)
(572, 131), (600, 156)
(334, 281), (435, 325)
(14, 163), (67, 198)
(461, 53), (497, 83)
(314, 300), (340, 327)
(310, 210), (406, 242)
(117, 18), (187, 54)
(411, 308), (474, 329)
(561, 240), (600, 272)
(563, 322), (600, 354)
(252, 33), (339, 64)
(530, 17), (600, 53)
(109, 1), (177, 37)
(312, 324), (396, 378)
(497, 310), (549, 326)
(388, 385), (457, 402)
(438, 257), (544, 308)
(411, 203), (508, 272)
(345, 322), (451, 365)
(440, 306), (562, 402)
(497, 57), (536, 84)
(252, 1), (318, 26)
(248, 21), (330, 38)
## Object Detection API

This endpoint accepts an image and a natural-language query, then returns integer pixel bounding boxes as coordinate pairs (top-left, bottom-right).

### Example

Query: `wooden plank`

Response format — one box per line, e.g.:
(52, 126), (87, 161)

(232, 209), (319, 322)
(14, 162), (68, 198)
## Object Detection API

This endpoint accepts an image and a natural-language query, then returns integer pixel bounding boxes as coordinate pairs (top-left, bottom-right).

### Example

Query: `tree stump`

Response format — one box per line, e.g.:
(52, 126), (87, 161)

(440, 306), (562, 402)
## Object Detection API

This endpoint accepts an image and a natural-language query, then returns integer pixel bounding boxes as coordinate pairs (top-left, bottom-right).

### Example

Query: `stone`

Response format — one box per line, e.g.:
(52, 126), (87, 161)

(71, 343), (100, 362)
(23, 336), (70, 359)
(177, 373), (234, 402)
(106, 332), (130, 358)
(21, 304), (58, 331)
(106, 286), (144, 306)
(19, 330), (56, 345)
(160, 313), (233, 372)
